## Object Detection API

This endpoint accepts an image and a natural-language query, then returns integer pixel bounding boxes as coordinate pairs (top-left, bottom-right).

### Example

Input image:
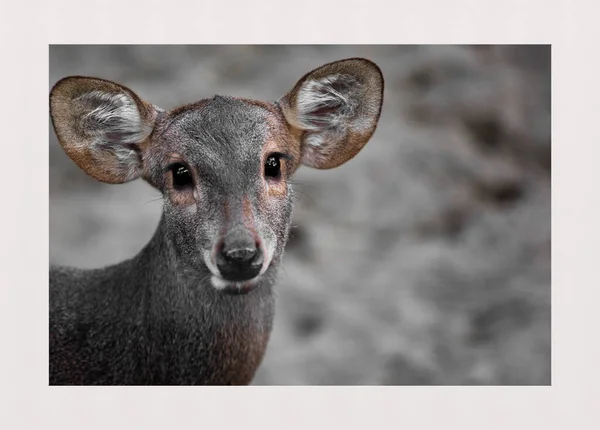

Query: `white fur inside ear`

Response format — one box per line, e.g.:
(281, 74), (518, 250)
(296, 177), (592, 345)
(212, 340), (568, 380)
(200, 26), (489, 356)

(74, 90), (152, 178)
(304, 131), (329, 149)
(294, 74), (364, 148)
(77, 91), (152, 147)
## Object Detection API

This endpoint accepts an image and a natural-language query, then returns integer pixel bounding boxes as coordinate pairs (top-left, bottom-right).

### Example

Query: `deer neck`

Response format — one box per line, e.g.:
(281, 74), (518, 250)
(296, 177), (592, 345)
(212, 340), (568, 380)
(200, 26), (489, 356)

(104, 215), (277, 384)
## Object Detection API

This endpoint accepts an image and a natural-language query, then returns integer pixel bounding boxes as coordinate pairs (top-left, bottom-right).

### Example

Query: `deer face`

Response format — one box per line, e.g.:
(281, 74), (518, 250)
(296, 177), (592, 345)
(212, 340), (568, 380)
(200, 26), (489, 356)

(145, 97), (297, 292)
(49, 58), (384, 294)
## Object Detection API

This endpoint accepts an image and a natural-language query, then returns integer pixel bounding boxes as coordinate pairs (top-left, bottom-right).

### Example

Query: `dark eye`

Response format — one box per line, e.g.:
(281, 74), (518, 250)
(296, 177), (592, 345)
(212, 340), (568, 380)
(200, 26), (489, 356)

(170, 163), (193, 189)
(264, 154), (281, 179)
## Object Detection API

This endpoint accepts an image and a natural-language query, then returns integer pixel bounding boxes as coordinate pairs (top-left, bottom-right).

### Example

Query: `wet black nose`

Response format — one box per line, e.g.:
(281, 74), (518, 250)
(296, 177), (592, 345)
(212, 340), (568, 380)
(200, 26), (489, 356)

(216, 244), (263, 281)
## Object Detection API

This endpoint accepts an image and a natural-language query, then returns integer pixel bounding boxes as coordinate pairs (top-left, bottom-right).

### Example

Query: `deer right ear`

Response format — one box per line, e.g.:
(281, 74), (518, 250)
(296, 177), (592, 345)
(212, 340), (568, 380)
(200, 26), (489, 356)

(279, 58), (384, 170)
(50, 77), (159, 184)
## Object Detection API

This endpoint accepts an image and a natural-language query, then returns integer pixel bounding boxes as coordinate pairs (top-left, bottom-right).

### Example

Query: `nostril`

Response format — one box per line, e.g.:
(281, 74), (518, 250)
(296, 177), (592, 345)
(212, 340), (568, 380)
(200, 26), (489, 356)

(223, 247), (257, 263)
(251, 247), (264, 267)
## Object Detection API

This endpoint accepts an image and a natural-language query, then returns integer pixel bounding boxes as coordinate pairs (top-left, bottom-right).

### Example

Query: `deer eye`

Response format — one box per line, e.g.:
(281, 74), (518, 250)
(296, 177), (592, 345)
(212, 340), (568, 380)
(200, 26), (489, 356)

(264, 154), (281, 179)
(170, 163), (194, 189)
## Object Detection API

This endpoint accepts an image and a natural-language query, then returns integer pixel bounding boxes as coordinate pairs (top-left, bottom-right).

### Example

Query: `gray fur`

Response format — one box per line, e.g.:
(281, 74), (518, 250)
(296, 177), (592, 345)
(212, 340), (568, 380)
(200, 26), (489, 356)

(50, 220), (277, 384)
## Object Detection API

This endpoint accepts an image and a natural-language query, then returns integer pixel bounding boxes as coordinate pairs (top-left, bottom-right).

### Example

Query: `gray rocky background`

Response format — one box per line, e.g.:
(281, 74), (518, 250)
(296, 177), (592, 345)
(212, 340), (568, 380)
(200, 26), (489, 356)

(49, 45), (551, 385)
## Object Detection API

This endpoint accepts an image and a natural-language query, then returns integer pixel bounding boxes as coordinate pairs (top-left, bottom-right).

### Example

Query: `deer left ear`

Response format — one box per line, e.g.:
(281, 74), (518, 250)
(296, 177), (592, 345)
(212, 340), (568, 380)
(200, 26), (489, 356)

(279, 58), (384, 169)
(50, 76), (159, 184)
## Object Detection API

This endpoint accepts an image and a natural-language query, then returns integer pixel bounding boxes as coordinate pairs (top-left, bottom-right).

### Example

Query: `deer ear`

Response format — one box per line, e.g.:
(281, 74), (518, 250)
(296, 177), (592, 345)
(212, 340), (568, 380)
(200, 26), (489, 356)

(279, 58), (384, 169)
(50, 76), (159, 184)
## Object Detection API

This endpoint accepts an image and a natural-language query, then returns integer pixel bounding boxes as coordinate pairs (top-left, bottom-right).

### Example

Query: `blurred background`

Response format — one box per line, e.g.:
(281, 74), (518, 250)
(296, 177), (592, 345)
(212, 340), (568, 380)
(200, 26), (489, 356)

(49, 45), (551, 385)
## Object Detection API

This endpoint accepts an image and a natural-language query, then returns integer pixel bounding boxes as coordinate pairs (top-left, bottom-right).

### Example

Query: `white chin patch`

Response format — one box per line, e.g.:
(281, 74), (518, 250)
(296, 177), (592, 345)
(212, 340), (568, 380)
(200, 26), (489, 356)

(210, 275), (260, 291)
(211, 276), (233, 290)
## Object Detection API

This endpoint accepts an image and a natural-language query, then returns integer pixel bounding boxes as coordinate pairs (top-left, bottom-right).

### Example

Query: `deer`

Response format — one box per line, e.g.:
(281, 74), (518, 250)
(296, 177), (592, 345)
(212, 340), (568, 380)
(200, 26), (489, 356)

(49, 58), (384, 385)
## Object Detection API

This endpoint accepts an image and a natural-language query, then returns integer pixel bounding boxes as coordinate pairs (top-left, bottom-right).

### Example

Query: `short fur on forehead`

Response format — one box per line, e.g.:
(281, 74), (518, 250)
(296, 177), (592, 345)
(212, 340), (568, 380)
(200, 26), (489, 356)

(279, 58), (384, 169)
(50, 77), (158, 184)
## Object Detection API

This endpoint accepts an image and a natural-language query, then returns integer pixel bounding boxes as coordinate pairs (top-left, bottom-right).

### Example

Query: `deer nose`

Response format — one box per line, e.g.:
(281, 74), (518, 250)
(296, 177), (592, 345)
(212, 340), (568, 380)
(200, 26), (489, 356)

(216, 243), (263, 282)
